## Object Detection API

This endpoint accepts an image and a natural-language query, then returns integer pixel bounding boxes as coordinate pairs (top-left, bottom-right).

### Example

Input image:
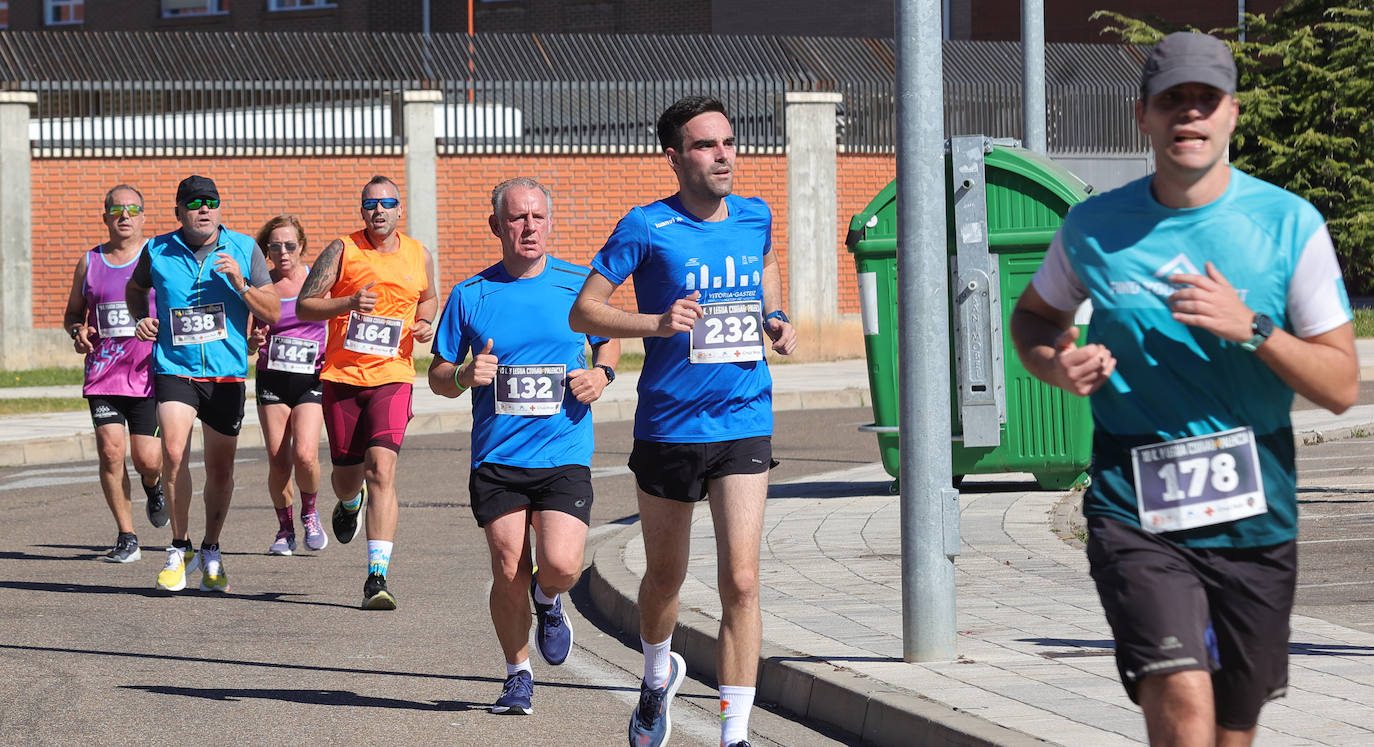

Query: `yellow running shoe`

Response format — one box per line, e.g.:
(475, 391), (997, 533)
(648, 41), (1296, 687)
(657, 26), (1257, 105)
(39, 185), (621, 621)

(199, 547), (230, 592)
(155, 547), (199, 592)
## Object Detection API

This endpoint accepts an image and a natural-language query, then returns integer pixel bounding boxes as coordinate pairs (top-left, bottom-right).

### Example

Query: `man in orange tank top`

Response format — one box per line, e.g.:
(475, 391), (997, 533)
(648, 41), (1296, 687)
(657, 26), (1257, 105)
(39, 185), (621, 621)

(298, 175), (438, 610)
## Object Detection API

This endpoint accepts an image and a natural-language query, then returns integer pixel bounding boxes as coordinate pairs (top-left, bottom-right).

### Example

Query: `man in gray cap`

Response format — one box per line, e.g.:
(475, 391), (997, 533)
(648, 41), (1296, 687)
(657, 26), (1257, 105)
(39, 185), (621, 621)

(127, 174), (280, 594)
(1010, 32), (1357, 745)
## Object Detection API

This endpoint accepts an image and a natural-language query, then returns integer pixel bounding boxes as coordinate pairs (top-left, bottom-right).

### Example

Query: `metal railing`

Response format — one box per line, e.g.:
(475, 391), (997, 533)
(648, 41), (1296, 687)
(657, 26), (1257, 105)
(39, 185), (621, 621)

(0, 31), (1148, 157)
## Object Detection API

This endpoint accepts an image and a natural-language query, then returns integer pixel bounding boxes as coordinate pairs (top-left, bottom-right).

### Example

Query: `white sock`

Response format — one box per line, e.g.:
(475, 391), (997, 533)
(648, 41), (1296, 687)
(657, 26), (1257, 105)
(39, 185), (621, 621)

(719, 685), (755, 746)
(532, 582), (557, 606)
(506, 658), (532, 677)
(642, 636), (673, 689)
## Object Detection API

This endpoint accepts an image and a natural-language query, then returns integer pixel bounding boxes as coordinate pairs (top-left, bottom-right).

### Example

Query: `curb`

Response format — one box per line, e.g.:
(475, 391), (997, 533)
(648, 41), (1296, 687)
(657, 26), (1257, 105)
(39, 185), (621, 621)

(587, 524), (1046, 747)
(0, 387), (872, 469)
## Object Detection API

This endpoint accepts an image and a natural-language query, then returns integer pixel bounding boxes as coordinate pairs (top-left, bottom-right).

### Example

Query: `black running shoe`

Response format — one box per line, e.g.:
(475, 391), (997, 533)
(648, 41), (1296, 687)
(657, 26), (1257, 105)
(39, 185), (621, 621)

(101, 532), (140, 564)
(143, 480), (169, 528)
(361, 572), (396, 610)
(332, 484), (366, 544)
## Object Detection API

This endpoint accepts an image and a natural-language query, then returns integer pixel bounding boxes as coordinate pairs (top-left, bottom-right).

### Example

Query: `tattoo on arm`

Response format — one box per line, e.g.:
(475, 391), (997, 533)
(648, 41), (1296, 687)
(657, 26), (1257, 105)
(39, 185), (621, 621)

(300, 240), (343, 299)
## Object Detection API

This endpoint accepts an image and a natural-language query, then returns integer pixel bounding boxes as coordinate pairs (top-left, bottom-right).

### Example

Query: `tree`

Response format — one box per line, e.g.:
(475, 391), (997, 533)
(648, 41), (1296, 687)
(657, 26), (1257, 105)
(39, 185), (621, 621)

(1094, 2), (1374, 293)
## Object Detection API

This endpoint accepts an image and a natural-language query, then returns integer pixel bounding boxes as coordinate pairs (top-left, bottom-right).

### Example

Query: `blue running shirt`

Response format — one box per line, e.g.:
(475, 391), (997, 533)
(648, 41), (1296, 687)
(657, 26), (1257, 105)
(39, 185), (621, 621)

(592, 194), (774, 443)
(433, 256), (607, 469)
(1032, 168), (1352, 548)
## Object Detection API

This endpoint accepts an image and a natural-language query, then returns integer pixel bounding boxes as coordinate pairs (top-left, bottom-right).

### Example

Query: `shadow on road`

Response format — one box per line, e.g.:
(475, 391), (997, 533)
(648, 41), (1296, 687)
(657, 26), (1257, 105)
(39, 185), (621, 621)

(122, 684), (488, 711)
(0, 578), (352, 606)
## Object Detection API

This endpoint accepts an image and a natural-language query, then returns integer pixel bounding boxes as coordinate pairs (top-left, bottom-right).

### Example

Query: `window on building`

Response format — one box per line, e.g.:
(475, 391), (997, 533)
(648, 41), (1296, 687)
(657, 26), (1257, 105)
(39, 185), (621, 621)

(268, 0), (335, 9)
(0, 2), (9, 29)
(45, 0), (83, 25)
(162, 0), (228, 17)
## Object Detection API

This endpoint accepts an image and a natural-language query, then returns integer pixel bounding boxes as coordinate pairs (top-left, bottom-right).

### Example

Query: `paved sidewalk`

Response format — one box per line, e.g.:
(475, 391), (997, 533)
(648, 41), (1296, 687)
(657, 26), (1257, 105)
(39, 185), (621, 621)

(8, 341), (1374, 745)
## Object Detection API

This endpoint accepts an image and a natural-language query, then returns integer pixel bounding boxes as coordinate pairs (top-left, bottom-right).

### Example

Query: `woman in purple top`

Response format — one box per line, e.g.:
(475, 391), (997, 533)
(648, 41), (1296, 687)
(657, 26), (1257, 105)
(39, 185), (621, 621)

(248, 215), (329, 555)
(62, 184), (167, 564)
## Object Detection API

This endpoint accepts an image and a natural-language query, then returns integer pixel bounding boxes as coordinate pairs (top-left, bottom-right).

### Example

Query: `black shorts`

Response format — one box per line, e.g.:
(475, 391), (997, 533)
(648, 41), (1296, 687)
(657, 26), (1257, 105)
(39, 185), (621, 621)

(468, 463), (593, 528)
(629, 436), (772, 503)
(154, 374), (246, 437)
(255, 368), (323, 409)
(87, 395), (159, 437)
(1086, 515), (1296, 730)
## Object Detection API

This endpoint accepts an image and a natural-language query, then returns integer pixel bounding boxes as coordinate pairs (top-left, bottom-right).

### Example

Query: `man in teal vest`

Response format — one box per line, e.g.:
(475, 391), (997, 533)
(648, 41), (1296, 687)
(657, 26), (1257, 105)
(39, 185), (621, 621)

(127, 175), (280, 594)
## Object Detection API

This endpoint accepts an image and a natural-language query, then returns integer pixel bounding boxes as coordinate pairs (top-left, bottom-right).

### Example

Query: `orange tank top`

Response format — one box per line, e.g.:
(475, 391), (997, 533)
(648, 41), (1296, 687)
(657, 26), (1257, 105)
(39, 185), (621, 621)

(321, 229), (428, 387)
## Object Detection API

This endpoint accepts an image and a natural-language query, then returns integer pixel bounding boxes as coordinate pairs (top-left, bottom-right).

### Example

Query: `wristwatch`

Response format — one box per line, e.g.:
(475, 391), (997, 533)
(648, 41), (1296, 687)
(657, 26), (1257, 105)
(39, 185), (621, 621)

(764, 310), (790, 324)
(1240, 312), (1274, 352)
(68, 325), (82, 340)
(595, 364), (616, 384)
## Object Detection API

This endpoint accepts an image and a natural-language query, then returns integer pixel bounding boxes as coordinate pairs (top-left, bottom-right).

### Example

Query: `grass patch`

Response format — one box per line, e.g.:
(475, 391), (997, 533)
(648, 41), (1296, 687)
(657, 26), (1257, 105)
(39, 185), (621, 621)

(1355, 308), (1374, 338)
(0, 397), (87, 414)
(0, 367), (84, 388)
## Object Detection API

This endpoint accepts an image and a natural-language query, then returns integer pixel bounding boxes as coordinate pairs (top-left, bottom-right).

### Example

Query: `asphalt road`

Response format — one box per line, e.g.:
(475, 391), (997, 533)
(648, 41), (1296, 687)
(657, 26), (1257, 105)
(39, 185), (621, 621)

(3, 404), (1371, 743)
(0, 407), (879, 746)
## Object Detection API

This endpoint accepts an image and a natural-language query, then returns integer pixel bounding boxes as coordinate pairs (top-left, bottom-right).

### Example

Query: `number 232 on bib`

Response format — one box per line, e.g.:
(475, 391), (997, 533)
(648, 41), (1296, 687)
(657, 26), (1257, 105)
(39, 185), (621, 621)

(689, 301), (764, 364)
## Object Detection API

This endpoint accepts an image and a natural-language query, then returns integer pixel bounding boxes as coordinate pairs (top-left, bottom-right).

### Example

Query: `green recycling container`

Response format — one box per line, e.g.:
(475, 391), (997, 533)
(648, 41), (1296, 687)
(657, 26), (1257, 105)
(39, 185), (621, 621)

(844, 144), (1093, 489)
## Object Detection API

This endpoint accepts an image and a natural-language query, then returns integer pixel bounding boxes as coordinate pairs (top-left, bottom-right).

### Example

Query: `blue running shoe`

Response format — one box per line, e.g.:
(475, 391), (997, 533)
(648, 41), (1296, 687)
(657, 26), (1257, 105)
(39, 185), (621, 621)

(531, 578), (573, 665)
(628, 651), (685, 747)
(491, 670), (533, 715)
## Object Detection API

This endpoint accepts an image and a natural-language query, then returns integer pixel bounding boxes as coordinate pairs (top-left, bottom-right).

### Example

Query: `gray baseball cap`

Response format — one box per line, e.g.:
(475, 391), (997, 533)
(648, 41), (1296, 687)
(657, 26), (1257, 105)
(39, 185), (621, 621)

(1139, 32), (1237, 100)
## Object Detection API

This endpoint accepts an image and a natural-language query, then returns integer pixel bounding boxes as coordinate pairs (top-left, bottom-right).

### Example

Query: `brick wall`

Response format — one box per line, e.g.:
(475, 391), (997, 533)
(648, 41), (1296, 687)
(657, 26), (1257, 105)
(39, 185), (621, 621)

(32, 150), (894, 326)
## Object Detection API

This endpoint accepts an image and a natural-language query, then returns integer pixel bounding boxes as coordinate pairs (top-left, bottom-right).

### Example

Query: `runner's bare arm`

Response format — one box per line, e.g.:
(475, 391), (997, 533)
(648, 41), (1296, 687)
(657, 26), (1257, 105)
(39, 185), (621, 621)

(761, 250), (797, 354)
(570, 271), (698, 338)
(412, 248), (440, 344)
(1010, 285), (1116, 397)
(126, 276), (158, 342)
(63, 253), (93, 353)
(296, 239), (350, 321)
(240, 281), (281, 326)
(428, 354), (463, 398)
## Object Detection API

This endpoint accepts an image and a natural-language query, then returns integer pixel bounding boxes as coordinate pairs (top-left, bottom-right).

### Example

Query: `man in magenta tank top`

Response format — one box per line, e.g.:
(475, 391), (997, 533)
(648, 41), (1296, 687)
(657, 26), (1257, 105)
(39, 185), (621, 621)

(62, 184), (166, 564)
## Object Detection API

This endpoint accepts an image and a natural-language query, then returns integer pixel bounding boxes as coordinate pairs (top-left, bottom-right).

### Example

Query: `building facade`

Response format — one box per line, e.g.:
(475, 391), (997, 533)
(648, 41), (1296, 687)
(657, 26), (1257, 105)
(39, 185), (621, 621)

(0, 1), (1288, 40)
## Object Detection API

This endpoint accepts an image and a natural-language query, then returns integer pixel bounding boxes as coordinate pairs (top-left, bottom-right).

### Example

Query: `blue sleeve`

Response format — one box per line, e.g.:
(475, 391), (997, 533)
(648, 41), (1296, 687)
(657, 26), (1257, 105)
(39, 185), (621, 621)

(432, 283), (470, 364)
(591, 208), (649, 286)
(761, 199), (774, 256)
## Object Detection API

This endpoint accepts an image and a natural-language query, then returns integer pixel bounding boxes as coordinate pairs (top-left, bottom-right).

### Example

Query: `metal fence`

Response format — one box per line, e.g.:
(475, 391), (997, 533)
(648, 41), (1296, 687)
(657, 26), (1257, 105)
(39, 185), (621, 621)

(0, 31), (1147, 157)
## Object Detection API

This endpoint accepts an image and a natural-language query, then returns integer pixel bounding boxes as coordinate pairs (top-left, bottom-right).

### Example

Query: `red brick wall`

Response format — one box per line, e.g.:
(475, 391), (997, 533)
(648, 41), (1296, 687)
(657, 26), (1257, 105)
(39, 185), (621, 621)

(32, 150), (893, 326)
(837, 154), (897, 314)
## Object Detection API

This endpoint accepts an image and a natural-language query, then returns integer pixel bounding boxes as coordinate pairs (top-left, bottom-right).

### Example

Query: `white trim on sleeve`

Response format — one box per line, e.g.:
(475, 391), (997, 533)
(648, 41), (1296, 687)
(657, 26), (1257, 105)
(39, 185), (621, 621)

(1287, 224), (1353, 338)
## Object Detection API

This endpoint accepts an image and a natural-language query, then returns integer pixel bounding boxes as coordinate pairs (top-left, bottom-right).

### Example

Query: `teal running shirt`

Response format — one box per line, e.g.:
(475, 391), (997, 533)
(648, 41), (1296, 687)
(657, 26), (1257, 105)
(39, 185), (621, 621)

(1032, 167), (1352, 548)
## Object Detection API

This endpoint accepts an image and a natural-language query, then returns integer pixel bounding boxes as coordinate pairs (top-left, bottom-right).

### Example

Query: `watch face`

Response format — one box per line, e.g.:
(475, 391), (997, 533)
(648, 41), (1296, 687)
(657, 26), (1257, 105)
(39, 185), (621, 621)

(1254, 313), (1274, 336)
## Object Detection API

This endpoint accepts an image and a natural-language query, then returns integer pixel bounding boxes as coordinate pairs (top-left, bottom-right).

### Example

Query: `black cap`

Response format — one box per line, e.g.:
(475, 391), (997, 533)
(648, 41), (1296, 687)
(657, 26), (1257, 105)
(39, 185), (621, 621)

(1139, 32), (1237, 100)
(176, 175), (220, 204)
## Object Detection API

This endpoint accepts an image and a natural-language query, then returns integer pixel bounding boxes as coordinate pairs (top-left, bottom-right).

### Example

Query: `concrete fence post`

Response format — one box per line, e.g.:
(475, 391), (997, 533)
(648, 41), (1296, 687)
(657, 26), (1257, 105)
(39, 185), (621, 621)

(784, 92), (844, 354)
(400, 89), (442, 289)
(0, 93), (37, 370)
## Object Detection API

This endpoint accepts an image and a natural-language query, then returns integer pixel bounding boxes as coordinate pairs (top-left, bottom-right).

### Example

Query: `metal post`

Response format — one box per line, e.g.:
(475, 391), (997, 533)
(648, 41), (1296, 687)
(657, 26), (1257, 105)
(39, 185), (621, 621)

(1021, 0), (1046, 153)
(895, 0), (957, 662)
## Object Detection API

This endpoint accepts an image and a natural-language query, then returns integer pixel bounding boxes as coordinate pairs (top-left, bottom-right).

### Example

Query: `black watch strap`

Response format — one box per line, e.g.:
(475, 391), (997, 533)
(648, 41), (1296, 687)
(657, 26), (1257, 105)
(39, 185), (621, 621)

(595, 364), (616, 384)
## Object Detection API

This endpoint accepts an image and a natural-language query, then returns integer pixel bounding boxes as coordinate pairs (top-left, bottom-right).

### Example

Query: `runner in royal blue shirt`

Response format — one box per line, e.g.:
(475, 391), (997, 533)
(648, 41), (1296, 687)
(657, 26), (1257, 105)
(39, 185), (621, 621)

(570, 96), (798, 747)
(430, 177), (619, 717)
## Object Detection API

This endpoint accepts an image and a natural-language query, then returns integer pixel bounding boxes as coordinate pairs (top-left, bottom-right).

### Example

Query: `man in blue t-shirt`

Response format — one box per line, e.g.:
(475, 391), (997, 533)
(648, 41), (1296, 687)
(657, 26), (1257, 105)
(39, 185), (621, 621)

(429, 177), (619, 716)
(570, 96), (798, 747)
(1010, 33), (1357, 745)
